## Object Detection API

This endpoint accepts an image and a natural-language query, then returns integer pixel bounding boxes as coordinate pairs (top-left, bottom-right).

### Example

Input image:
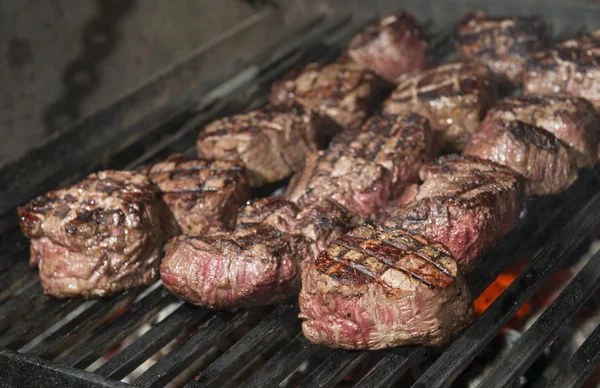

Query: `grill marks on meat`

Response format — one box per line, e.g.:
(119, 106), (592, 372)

(523, 33), (600, 110)
(464, 118), (579, 195)
(383, 62), (497, 151)
(160, 197), (349, 310)
(148, 155), (250, 236)
(197, 105), (325, 187)
(455, 11), (548, 86)
(270, 63), (380, 130)
(18, 171), (164, 298)
(299, 225), (473, 349)
(379, 155), (525, 272)
(347, 11), (429, 82)
(486, 96), (600, 168)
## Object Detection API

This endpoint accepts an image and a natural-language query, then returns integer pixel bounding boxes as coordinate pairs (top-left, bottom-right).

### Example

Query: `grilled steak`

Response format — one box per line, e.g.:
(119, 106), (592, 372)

(463, 118), (578, 195)
(299, 225), (473, 349)
(455, 11), (548, 86)
(383, 62), (497, 151)
(347, 11), (429, 82)
(197, 104), (325, 187)
(329, 112), (434, 196)
(378, 155), (525, 272)
(270, 62), (380, 130)
(523, 37), (600, 110)
(486, 96), (600, 168)
(18, 171), (164, 298)
(147, 155), (250, 236)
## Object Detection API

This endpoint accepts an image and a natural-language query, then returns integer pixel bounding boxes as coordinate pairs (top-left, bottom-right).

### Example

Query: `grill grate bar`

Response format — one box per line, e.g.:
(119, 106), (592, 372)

(479, 249), (600, 387)
(0, 282), (44, 334)
(238, 332), (325, 388)
(0, 261), (36, 303)
(353, 347), (426, 388)
(548, 323), (600, 388)
(133, 310), (251, 388)
(412, 191), (600, 388)
(95, 303), (209, 380)
(296, 349), (369, 388)
(188, 303), (298, 388)
(57, 287), (175, 369)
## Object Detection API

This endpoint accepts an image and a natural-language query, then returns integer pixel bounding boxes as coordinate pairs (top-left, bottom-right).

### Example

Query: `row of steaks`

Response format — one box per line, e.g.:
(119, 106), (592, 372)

(17, 10), (600, 350)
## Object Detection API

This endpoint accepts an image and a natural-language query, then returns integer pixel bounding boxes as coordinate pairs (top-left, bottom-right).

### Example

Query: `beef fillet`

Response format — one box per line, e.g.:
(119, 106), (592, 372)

(299, 225), (473, 349)
(347, 11), (429, 82)
(197, 104), (325, 187)
(455, 11), (548, 86)
(148, 155), (250, 236)
(270, 62), (380, 130)
(379, 155), (525, 272)
(383, 62), (497, 151)
(463, 118), (578, 195)
(18, 171), (164, 298)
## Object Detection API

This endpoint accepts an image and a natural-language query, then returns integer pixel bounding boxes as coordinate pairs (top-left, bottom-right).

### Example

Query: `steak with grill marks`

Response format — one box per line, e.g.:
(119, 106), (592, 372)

(299, 225), (473, 349)
(523, 35), (600, 111)
(455, 11), (548, 87)
(197, 104), (326, 187)
(383, 62), (497, 151)
(347, 11), (429, 82)
(378, 155), (525, 272)
(147, 155), (250, 236)
(329, 112), (434, 196)
(485, 96), (600, 168)
(270, 62), (380, 130)
(18, 171), (164, 298)
(463, 118), (579, 195)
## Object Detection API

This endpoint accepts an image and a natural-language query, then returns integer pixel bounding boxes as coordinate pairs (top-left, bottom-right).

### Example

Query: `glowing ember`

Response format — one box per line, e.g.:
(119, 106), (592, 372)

(474, 270), (532, 321)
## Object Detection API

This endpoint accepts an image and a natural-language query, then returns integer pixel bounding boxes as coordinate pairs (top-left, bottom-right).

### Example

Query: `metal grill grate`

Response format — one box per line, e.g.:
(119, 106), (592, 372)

(1, 2), (600, 387)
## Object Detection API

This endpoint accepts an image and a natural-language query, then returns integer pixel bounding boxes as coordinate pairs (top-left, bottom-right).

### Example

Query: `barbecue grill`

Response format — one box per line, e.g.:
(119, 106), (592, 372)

(1, 1), (600, 387)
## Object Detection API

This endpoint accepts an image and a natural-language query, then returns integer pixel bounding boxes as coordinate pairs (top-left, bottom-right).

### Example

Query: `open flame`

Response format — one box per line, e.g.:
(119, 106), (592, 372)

(474, 268), (532, 323)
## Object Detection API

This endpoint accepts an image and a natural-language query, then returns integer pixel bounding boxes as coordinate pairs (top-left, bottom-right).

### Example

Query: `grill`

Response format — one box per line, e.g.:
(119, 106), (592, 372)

(1, 1), (600, 387)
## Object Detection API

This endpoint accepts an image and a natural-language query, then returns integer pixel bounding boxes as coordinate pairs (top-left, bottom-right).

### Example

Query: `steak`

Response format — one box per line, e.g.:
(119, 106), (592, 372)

(18, 171), (164, 298)
(329, 112), (434, 196)
(463, 118), (578, 195)
(197, 104), (325, 187)
(299, 225), (473, 349)
(270, 62), (380, 130)
(347, 11), (429, 82)
(485, 96), (600, 168)
(383, 62), (497, 151)
(378, 155), (525, 272)
(455, 11), (548, 86)
(523, 37), (600, 111)
(147, 155), (250, 236)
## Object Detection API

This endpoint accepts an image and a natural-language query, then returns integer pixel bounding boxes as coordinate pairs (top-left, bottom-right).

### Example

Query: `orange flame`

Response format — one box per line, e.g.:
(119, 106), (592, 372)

(474, 272), (532, 320)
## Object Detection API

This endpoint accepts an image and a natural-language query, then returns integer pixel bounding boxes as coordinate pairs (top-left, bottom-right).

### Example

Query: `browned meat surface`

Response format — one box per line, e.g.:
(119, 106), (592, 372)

(197, 105), (325, 187)
(378, 155), (525, 272)
(455, 11), (548, 86)
(463, 118), (578, 195)
(383, 62), (497, 151)
(329, 113), (434, 196)
(523, 36), (600, 111)
(486, 96), (600, 168)
(18, 171), (164, 298)
(147, 155), (250, 236)
(299, 225), (473, 349)
(347, 11), (429, 82)
(270, 63), (380, 130)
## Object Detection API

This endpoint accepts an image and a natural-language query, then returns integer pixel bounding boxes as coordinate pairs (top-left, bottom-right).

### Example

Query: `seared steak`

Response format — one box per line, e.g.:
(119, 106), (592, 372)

(523, 37), (600, 110)
(197, 104), (324, 187)
(18, 171), (164, 298)
(347, 11), (429, 82)
(329, 112), (434, 196)
(270, 62), (380, 130)
(299, 225), (473, 349)
(455, 11), (548, 86)
(463, 118), (578, 195)
(147, 155), (250, 236)
(378, 155), (525, 272)
(383, 62), (497, 151)
(486, 96), (600, 168)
